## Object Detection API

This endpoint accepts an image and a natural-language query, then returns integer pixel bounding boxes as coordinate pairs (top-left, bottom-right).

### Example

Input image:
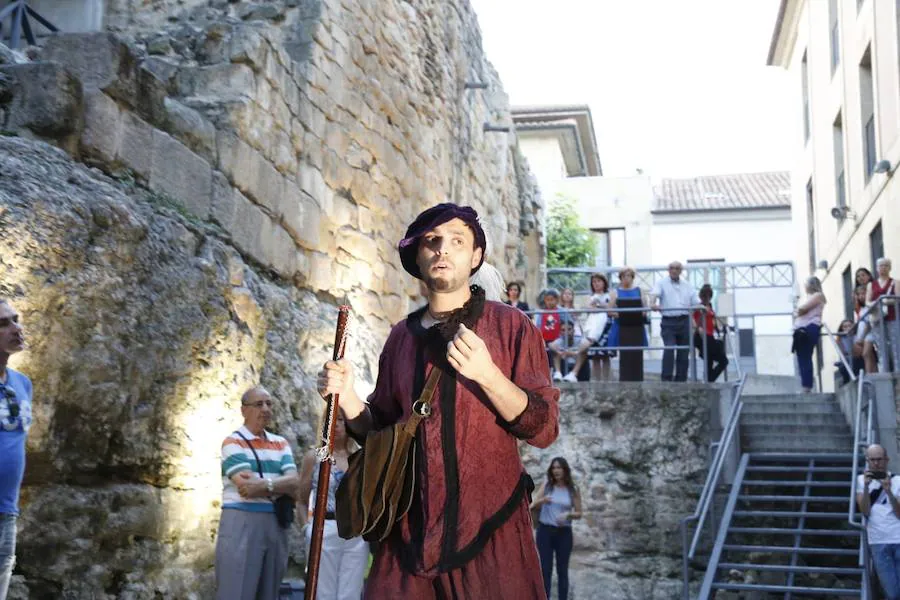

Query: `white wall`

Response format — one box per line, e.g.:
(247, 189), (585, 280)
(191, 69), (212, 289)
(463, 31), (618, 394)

(518, 136), (567, 193)
(28, 0), (104, 33)
(650, 209), (794, 264)
(546, 175), (655, 267)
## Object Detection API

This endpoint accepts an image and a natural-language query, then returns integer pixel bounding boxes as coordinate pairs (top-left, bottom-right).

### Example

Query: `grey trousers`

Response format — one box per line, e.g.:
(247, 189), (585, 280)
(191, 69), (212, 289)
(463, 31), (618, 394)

(215, 509), (288, 600)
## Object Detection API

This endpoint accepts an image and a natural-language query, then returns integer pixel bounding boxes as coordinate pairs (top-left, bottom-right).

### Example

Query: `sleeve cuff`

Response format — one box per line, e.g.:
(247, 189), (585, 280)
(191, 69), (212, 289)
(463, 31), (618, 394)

(498, 391), (550, 440)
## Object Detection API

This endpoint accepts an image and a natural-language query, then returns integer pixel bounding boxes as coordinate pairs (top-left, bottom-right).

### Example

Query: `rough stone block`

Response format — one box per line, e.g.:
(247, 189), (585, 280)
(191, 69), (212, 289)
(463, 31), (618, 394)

(263, 225), (298, 278)
(41, 33), (138, 101)
(211, 183), (271, 266)
(216, 131), (280, 215)
(277, 185), (320, 250)
(117, 111), (155, 179)
(80, 91), (122, 163)
(162, 97), (217, 160)
(0, 62), (83, 138)
(321, 149), (352, 192)
(297, 164), (329, 209)
(228, 25), (268, 70)
(149, 130), (213, 220)
(176, 63), (255, 102)
(336, 227), (377, 262)
(307, 252), (333, 292)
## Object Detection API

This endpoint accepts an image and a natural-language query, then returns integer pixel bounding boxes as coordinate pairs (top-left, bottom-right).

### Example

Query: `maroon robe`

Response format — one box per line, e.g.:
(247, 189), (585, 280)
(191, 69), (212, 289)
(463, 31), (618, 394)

(363, 300), (559, 598)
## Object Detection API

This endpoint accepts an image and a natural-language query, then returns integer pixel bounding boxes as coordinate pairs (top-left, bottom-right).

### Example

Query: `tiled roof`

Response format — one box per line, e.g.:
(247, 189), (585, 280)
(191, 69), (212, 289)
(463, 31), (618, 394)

(653, 171), (791, 212)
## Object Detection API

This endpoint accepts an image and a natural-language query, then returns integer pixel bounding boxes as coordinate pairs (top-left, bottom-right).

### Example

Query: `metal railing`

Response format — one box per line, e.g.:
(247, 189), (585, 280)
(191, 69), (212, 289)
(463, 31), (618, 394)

(822, 323), (858, 384)
(848, 374), (877, 600)
(680, 374), (748, 599)
(527, 305), (796, 382)
(0, 0), (58, 49)
(526, 305), (709, 381)
(855, 294), (900, 374)
(547, 261), (796, 297)
(724, 324), (743, 379)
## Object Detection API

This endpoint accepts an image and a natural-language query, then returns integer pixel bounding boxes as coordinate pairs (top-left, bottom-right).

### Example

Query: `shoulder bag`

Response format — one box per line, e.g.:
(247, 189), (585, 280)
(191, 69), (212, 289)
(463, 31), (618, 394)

(335, 366), (442, 542)
(235, 430), (295, 528)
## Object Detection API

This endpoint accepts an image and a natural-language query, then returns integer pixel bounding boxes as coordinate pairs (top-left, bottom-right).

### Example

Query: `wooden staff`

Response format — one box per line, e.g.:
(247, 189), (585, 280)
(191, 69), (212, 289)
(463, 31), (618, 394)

(305, 305), (351, 600)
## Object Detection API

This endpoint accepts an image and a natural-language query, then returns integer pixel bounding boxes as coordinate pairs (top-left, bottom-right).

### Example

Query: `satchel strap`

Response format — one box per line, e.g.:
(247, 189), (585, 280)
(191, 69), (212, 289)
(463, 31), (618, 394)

(402, 367), (442, 436)
(234, 429), (265, 479)
(234, 429), (278, 505)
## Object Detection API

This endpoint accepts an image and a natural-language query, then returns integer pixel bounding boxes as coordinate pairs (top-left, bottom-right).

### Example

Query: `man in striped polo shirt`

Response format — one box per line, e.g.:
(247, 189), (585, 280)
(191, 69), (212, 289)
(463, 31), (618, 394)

(215, 386), (300, 600)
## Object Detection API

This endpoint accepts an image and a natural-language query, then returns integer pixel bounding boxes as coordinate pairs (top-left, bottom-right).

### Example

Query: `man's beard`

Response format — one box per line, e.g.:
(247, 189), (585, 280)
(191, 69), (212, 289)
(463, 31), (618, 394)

(423, 272), (465, 293)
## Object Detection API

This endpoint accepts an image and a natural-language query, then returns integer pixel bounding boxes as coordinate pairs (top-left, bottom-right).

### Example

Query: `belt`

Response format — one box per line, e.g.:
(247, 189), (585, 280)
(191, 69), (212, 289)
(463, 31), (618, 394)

(662, 314), (689, 319)
(325, 511), (336, 520)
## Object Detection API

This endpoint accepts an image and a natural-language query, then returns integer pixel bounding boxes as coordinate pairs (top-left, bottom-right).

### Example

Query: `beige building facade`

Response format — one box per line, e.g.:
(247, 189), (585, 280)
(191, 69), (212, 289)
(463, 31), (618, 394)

(769, 0), (900, 338)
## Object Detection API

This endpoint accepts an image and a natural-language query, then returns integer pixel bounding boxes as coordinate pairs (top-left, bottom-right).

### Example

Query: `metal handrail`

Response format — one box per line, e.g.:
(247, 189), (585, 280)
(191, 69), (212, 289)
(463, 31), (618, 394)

(856, 294), (900, 374)
(849, 374), (877, 600)
(723, 322), (743, 379)
(680, 374), (748, 599)
(527, 305), (709, 381)
(822, 323), (857, 384)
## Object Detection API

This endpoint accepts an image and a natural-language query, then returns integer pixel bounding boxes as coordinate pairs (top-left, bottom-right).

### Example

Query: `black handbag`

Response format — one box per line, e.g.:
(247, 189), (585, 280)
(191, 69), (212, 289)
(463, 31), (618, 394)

(234, 430), (295, 529)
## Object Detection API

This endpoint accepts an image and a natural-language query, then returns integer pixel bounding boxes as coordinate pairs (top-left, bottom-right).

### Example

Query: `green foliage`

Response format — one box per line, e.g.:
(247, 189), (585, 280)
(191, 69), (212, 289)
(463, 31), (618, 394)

(546, 194), (595, 268)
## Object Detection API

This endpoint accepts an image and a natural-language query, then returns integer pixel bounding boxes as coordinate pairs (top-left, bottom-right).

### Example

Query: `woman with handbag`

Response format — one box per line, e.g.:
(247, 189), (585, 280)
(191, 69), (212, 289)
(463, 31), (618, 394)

(792, 277), (826, 393)
(298, 413), (369, 600)
(531, 457), (582, 600)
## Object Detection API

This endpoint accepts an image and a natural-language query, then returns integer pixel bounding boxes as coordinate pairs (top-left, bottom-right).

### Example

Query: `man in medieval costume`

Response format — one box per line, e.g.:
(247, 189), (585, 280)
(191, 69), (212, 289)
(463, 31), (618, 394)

(318, 203), (559, 598)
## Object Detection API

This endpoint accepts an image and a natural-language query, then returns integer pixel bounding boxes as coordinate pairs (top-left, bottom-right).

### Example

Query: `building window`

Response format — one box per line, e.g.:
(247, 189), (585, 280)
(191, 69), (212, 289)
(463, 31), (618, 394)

(806, 179), (817, 273)
(830, 0), (840, 74)
(590, 228), (626, 268)
(860, 46), (877, 182)
(833, 111), (845, 214)
(870, 221), (884, 271)
(802, 51), (811, 143)
(842, 265), (854, 321)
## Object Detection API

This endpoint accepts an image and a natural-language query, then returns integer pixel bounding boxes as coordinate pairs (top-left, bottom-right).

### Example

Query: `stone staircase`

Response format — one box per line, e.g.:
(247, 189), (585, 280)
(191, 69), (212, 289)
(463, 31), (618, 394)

(699, 387), (866, 599)
(741, 393), (854, 454)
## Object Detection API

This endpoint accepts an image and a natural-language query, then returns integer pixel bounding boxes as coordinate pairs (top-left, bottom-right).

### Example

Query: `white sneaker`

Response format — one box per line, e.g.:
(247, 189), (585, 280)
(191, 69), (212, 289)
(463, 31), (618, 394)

(552, 370), (562, 381)
(563, 372), (578, 383)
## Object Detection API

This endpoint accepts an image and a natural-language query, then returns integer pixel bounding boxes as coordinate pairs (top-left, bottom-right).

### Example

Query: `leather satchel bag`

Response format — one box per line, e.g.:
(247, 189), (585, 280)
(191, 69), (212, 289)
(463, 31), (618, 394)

(335, 367), (442, 542)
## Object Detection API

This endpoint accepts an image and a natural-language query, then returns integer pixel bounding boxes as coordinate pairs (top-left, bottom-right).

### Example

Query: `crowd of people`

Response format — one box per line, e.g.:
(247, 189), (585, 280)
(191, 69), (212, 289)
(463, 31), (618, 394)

(832, 257), (899, 387)
(506, 262), (729, 384)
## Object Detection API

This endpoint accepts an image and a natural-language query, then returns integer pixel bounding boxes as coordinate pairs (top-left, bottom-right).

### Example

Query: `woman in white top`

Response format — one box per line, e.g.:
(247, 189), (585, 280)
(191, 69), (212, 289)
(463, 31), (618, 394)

(792, 276), (826, 393)
(530, 457), (582, 600)
(297, 413), (368, 600)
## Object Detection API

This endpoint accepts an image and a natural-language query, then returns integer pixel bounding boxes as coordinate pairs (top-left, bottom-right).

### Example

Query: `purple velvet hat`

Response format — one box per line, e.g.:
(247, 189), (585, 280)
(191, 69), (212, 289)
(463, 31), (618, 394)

(398, 203), (487, 279)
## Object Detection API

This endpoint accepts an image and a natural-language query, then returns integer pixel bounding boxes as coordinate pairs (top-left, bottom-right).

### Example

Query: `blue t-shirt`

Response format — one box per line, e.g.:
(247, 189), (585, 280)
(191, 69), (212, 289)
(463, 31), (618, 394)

(0, 368), (33, 515)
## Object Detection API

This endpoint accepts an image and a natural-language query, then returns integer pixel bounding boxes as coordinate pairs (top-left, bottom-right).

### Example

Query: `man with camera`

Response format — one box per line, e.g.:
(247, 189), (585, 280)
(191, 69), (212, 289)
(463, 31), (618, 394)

(214, 386), (300, 600)
(0, 299), (30, 600)
(856, 444), (900, 600)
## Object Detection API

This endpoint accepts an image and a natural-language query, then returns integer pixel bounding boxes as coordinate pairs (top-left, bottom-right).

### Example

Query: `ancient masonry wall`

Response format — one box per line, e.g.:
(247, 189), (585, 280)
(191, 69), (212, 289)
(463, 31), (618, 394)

(38, 0), (544, 330)
(0, 1), (547, 597)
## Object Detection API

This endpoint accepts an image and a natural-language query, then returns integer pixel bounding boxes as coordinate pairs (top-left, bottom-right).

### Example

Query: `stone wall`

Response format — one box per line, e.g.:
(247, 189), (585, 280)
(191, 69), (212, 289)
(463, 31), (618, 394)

(61, 0), (542, 328)
(0, 1), (546, 597)
(521, 382), (720, 600)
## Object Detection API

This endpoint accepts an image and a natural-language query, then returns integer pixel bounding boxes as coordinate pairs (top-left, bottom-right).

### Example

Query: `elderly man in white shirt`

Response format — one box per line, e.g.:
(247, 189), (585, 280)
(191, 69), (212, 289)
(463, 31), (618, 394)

(651, 261), (700, 382)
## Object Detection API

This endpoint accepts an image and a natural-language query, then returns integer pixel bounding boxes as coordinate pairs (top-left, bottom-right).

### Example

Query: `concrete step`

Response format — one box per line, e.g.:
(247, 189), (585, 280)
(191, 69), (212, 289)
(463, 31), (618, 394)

(741, 413), (848, 426)
(742, 402), (843, 415)
(743, 393), (835, 404)
(743, 374), (804, 395)
(743, 435), (854, 453)
(742, 424), (851, 436)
